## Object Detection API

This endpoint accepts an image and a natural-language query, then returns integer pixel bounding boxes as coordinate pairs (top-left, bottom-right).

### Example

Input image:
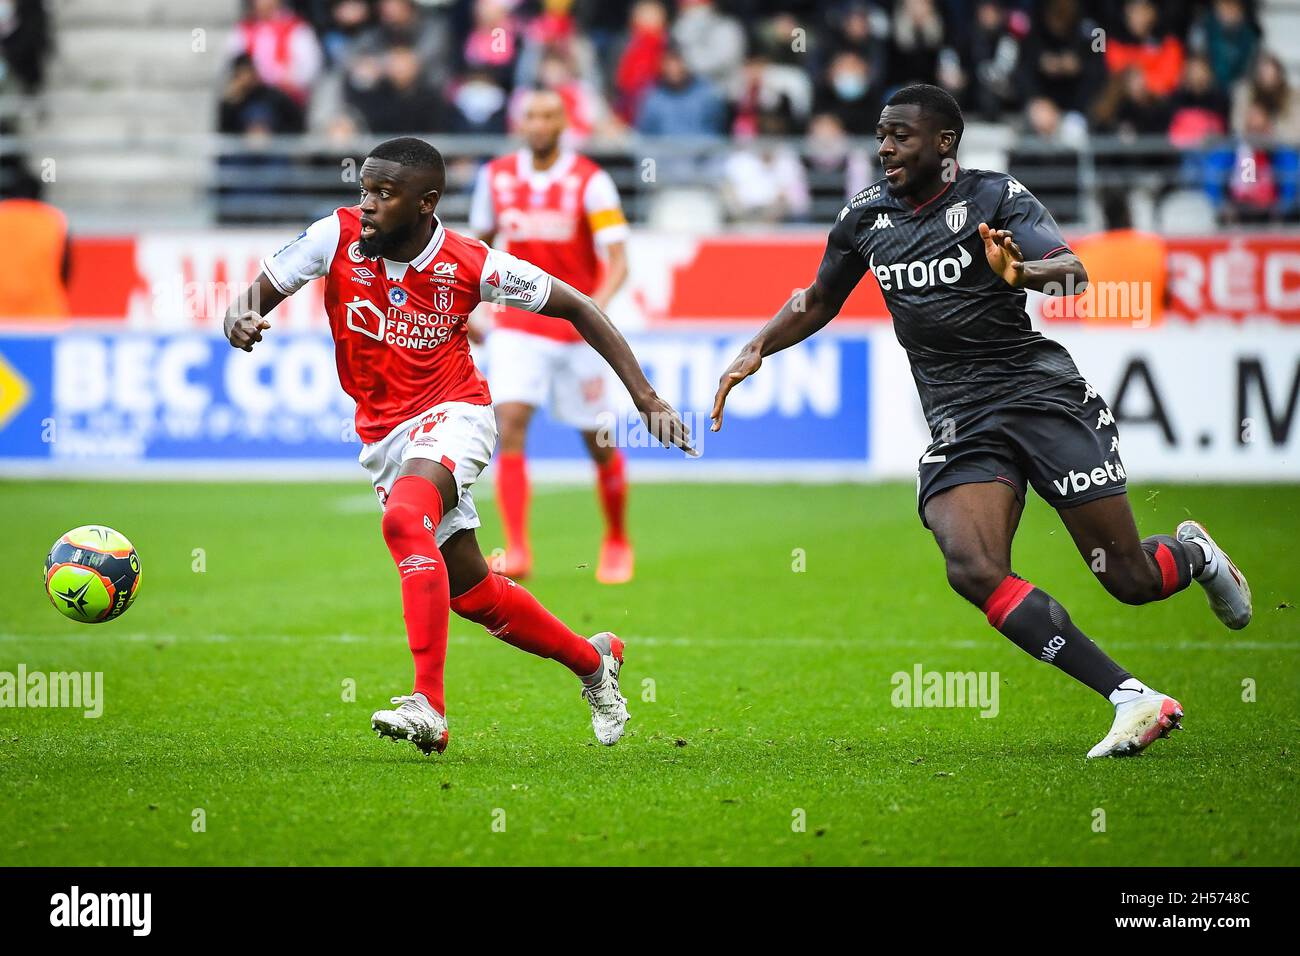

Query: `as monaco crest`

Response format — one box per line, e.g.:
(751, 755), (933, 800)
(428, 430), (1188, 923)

(945, 202), (968, 233)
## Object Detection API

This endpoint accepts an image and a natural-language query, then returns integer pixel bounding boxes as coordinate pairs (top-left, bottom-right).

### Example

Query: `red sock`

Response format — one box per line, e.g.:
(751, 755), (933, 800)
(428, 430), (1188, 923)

(381, 475), (449, 713)
(596, 449), (628, 541)
(495, 451), (530, 554)
(451, 572), (600, 676)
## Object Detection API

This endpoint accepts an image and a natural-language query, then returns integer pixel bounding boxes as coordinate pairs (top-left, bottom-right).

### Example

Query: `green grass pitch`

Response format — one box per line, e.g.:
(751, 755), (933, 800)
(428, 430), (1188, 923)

(1, 479), (1296, 866)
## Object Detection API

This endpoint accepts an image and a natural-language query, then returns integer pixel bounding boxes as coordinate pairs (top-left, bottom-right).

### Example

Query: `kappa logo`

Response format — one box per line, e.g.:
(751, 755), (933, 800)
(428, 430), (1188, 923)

(432, 261), (458, 277)
(871, 213), (893, 230)
(398, 554), (438, 573)
(1052, 459), (1127, 497)
(1097, 407), (1115, 430)
(945, 201), (968, 233)
(1083, 382), (1099, 403)
(1007, 178), (1026, 197)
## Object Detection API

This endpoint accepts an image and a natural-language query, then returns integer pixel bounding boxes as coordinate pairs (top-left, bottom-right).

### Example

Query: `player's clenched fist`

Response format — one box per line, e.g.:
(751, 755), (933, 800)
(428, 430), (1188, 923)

(226, 310), (272, 351)
(710, 344), (762, 432)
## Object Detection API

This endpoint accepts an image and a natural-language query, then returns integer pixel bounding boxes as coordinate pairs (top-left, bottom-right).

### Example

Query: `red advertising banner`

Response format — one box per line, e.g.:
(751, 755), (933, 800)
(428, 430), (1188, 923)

(45, 232), (1300, 326)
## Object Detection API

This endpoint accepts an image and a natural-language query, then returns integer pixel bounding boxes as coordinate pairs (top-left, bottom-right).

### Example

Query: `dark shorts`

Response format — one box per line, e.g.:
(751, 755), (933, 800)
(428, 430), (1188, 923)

(917, 378), (1127, 528)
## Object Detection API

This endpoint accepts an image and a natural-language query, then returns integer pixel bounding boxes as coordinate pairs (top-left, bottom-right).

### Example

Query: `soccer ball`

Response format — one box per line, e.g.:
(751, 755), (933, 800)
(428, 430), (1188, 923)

(44, 525), (142, 624)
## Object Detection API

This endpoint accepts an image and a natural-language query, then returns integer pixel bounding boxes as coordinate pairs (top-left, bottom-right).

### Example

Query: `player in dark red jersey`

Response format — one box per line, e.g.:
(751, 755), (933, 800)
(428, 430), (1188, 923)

(470, 90), (635, 583)
(224, 138), (693, 756)
(711, 85), (1252, 759)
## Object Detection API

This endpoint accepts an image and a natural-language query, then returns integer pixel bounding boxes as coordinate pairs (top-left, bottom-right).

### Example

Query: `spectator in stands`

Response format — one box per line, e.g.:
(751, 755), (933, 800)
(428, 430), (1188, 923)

(1093, 64), (1172, 137)
(721, 106), (810, 224)
(227, 0), (324, 106)
(513, 0), (601, 95)
(318, 0), (372, 68)
(1103, 0), (1183, 98)
(1008, 96), (1084, 223)
(1019, 0), (1102, 117)
(961, 0), (1029, 120)
(614, 0), (669, 124)
(671, 0), (746, 88)
(1167, 54), (1230, 148)
(729, 49), (814, 137)
(822, 2), (890, 86)
(1206, 101), (1300, 224)
(446, 68), (509, 134)
(347, 44), (446, 134)
(353, 0), (455, 90)
(813, 50), (882, 136)
(801, 111), (874, 214)
(636, 46), (726, 137)
(1190, 0), (1260, 92)
(889, 0), (945, 85)
(463, 0), (521, 89)
(219, 53), (306, 136)
(1233, 50), (1300, 142)
(0, 0), (51, 93)
(508, 45), (613, 143)
(0, 164), (69, 319)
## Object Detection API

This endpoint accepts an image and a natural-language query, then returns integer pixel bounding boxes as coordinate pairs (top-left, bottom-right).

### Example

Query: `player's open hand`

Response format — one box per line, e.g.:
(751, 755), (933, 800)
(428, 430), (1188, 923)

(227, 311), (271, 351)
(710, 344), (762, 432)
(979, 222), (1026, 288)
(635, 392), (698, 457)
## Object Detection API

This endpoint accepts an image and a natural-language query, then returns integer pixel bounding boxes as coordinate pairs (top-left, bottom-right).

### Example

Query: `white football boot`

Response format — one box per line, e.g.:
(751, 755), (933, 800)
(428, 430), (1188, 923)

(582, 632), (629, 745)
(1087, 683), (1183, 758)
(371, 692), (449, 756)
(1176, 520), (1252, 630)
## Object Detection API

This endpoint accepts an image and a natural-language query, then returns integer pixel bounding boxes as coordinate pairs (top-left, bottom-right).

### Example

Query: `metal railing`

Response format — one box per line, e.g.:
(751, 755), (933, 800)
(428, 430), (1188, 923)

(2, 128), (1298, 230)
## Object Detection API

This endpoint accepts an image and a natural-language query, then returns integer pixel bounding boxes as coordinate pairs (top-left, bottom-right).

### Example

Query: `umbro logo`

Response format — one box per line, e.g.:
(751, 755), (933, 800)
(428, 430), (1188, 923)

(353, 266), (376, 279)
(398, 554), (438, 573)
(871, 213), (893, 230)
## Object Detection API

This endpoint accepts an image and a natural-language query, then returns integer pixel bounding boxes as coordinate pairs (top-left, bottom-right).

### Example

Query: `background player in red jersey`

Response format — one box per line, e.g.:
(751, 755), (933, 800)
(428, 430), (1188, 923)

(469, 90), (635, 583)
(222, 137), (692, 757)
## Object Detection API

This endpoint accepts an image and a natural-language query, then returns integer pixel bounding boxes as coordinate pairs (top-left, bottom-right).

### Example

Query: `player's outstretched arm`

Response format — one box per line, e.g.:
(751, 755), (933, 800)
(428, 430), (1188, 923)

(540, 278), (697, 456)
(978, 222), (1088, 294)
(223, 273), (287, 352)
(711, 280), (839, 432)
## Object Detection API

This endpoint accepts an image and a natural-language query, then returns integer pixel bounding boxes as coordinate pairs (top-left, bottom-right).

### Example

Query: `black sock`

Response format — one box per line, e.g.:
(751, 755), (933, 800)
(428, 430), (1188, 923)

(1141, 534), (1204, 598)
(984, 576), (1131, 698)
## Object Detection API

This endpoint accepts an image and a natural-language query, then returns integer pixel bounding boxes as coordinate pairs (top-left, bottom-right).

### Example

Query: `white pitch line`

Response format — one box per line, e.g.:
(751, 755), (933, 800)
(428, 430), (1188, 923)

(0, 633), (1295, 652)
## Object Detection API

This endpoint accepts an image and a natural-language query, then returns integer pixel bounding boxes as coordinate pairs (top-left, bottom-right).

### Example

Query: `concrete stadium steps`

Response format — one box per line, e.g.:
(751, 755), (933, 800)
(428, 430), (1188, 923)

(46, 28), (231, 89)
(34, 1), (240, 222)
(50, 0), (239, 29)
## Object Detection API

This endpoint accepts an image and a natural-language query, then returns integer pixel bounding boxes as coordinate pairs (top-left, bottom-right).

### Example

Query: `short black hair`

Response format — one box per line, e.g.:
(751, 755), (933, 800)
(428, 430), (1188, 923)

(368, 137), (446, 193)
(885, 83), (964, 146)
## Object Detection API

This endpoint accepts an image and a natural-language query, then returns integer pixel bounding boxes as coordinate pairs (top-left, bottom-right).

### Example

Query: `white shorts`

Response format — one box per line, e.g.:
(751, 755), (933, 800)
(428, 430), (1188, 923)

(358, 400), (498, 547)
(487, 327), (611, 430)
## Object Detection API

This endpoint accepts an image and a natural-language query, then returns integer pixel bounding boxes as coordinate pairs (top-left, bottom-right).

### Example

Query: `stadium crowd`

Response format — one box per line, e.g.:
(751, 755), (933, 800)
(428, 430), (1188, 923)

(2, 0), (1298, 223)
(212, 0), (1298, 224)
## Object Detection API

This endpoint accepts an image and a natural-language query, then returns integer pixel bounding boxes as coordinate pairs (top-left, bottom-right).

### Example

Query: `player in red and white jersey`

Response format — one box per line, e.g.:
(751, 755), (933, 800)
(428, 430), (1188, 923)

(469, 90), (634, 584)
(223, 138), (692, 757)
